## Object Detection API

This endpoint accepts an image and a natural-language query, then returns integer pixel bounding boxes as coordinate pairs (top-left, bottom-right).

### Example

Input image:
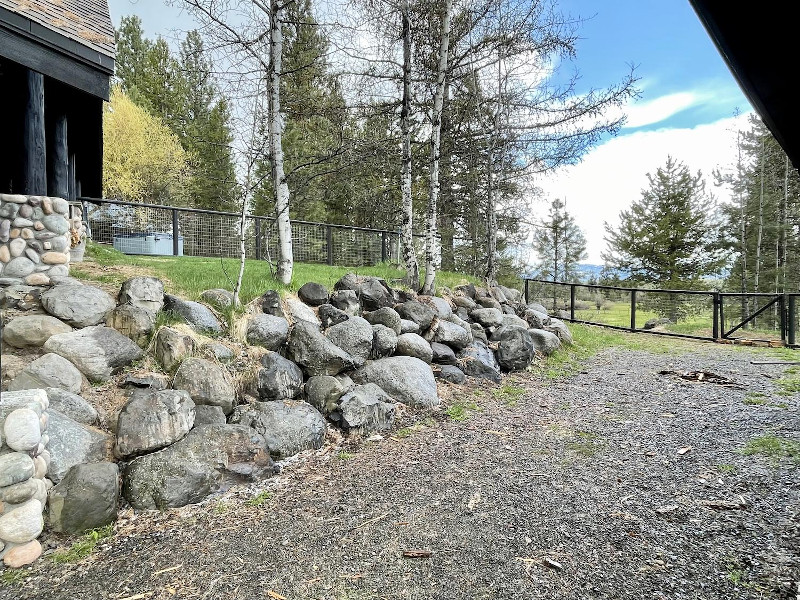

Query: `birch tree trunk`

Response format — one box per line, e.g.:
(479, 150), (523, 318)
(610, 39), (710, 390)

(269, 0), (293, 285)
(421, 0), (452, 295)
(400, 0), (418, 289)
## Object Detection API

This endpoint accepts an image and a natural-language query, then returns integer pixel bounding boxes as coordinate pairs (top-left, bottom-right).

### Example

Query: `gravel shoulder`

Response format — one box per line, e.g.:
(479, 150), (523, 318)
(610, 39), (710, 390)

(4, 338), (799, 600)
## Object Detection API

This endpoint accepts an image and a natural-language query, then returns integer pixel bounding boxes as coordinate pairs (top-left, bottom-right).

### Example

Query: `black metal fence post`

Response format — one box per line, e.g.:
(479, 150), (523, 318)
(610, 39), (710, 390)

(719, 294), (726, 338)
(326, 225), (334, 266)
(630, 289), (637, 331)
(789, 295), (796, 346)
(381, 231), (387, 263)
(570, 284), (576, 321)
(255, 218), (261, 261)
(712, 291), (720, 339)
(780, 294), (787, 343)
(171, 208), (179, 256)
(524, 279), (529, 305)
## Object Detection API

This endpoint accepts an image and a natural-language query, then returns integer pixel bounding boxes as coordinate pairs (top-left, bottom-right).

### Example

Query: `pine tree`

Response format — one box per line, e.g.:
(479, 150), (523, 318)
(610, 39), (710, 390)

(532, 199), (587, 282)
(603, 156), (725, 287)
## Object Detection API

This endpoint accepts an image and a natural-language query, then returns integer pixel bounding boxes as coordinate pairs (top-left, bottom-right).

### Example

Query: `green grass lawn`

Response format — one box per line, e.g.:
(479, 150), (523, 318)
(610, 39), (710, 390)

(75, 241), (481, 304)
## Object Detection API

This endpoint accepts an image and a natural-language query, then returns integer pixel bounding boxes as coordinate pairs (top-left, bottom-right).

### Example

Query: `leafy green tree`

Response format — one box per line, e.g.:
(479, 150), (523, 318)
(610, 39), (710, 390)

(602, 156), (725, 287)
(532, 199), (587, 282)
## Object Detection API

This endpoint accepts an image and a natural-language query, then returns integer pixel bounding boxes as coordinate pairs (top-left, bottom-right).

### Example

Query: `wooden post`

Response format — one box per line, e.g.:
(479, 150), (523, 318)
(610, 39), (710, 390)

(24, 70), (47, 195)
(788, 295), (796, 346)
(630, 290), (637, 331)
(68, 153), (77, 202)
(50, 113), (69, 199)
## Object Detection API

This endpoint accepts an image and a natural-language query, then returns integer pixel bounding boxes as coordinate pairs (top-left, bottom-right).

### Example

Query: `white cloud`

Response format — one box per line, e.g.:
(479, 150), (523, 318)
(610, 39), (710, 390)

(622, 92), (699, 128)
(532, 112), (752, 265)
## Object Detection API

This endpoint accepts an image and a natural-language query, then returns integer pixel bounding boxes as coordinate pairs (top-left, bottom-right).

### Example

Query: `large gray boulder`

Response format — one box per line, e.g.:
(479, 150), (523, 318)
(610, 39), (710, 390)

(435, 365), (466, 384)
(153, 327), (196, 372)
(47, 409), (113, 484)
(420, 296), (452, 319)
(339, 383), (396, 435)
(333, 274), (393, 311)
(318, 304), (349, 328)
(495, 326), (536, 372)
(288, 321), (357, 376)
(115, 389), (196, 459)
(45, 388), (98, 425)
(396, 300), (437, 331)
(429, 319), (471, 350)
(430, 342), (457, 365)
(172, 357), (236, 415)
(107, 304), (157, 348)
(123, 424), (274, 510)
(118, 276), (164, 314)
(43, 326), (144, 383)
(48, 462), (119, 534)
(304, 375), (345, 415)
(353, 356), (439, 408)
(2, 314), (72, 348)
(284, 296), (321, 328)
(261, 290), (286, 318)
(546, 318), (574, 344)
(325, 316), (373, 365)
(502, 314), (530, 330)
(257, 352), (303, 401)
(246, 313), (290, 350)
(8, 353), (83, 394)
(371, 324), (398, 359)
(395, 333), (433, 363)
(200, 288), (234, 310)
(458, 342), (501, 383)
(229, 400), (326, 459)
(528, 328), (561, 356)
(297, 282), (329, 306)
(163, 294), (223, 335)
(41, 283), (115, 327)
(470, 307), (504, 328)
(329, 289), (360, 315)
(363, 307), (402, 334)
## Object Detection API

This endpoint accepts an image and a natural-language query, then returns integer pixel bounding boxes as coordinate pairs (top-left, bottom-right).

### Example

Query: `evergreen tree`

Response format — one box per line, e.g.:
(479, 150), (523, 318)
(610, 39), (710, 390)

(602, 156), (725, 287)
(532, 199), (587, 282)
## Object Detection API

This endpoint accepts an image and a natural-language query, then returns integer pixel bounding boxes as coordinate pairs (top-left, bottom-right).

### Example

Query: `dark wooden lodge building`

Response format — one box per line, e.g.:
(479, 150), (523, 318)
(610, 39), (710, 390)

(0, 0), (115, 199)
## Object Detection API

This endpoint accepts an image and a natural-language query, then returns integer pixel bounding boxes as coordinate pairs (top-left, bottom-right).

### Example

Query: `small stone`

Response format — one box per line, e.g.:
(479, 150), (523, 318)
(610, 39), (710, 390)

(52, 197), (69, 214)
(0, 219), (10, 242)
(34, 221), (45, 231)
(0, 479), (41, 504)
(0, 194), (28, 204)
(10, 228), (20, 238)
(24, 273), (49, 286)
(0, 453), (35, 487)
(3, 408), (42, 452)
(33, 455), (47, 479)
(27, 196), (41, 207)
(0, 499), (44, 543)
(0, 245), (9, 262)
(42, 198), (53, 214)
(3, 256), (35, 278)
(24, 248), (40, 264)
(3, 539), (43, 568)
(17, 204), (33, 218)
(41, 215), (69, 235)
(13, 218), (33, 228)
(9, 238), (26, 257)
(41, 251), (68, 264)
(20, 228), (34, 240)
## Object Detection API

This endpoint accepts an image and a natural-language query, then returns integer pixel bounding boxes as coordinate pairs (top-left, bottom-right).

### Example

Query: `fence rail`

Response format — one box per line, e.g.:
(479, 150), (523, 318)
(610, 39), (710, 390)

(523, 278), (799, 348)
(79, 197), (471, 269)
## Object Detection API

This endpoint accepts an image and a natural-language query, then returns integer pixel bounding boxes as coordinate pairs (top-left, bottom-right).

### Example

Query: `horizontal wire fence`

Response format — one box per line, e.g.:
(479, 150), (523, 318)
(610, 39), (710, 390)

(81, 198), (470, 269)
(523, 278), (799, 347)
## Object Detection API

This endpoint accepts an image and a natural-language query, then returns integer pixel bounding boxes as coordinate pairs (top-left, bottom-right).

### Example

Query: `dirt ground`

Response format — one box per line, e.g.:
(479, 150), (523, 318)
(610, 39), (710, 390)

(3, 341), (799, 600)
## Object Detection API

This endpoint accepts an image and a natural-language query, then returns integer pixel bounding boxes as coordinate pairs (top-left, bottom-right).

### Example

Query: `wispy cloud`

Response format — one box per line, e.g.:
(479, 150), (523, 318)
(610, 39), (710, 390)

(623, 92), (699, 128)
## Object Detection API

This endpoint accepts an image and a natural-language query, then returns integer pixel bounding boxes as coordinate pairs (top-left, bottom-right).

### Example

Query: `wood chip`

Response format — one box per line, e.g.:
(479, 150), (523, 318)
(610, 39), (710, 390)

(677, 446), (692, 455)
(656, 504), (679, 513)
(152, 565), (181, 576)
(542, 557), (563, 570)
(403, 549), (432, 558)
(267, 592), (287, 600)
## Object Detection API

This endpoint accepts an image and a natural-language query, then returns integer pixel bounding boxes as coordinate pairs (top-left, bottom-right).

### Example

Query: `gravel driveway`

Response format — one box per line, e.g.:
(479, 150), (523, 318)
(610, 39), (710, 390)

(5, 341), (799, 600)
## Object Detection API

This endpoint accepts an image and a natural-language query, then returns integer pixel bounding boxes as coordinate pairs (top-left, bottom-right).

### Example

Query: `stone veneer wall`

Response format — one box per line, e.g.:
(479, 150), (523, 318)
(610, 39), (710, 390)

(0, 194), (78, 286)
(0, 389), (50, 568)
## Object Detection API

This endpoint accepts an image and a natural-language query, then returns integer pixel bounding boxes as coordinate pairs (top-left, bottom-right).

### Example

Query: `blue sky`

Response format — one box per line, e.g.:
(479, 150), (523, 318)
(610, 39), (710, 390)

(108, 0), (755, 265)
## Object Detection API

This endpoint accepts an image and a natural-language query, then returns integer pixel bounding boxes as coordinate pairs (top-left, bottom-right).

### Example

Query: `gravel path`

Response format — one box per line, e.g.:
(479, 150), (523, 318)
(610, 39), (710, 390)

(5, 341), (799, 600)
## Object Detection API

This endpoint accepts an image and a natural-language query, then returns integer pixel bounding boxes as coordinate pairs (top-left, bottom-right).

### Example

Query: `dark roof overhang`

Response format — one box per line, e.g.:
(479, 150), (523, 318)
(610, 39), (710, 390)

(689, 0), (800, 170)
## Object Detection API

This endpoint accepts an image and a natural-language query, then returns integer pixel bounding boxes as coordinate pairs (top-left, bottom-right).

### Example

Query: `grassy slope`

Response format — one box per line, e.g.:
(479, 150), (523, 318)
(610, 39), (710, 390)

(74, 241), (482, 304)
